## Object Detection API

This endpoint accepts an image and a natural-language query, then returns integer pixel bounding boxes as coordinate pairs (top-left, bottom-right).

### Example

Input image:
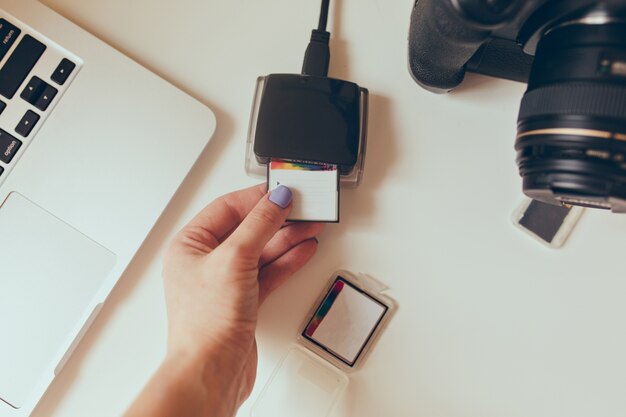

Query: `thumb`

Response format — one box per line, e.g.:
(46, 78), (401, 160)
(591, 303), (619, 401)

(225, 185), (293, 258)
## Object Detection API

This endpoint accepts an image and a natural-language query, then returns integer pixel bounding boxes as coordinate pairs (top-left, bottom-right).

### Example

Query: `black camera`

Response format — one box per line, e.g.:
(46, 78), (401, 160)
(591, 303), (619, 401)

(409, 0), (626, 212)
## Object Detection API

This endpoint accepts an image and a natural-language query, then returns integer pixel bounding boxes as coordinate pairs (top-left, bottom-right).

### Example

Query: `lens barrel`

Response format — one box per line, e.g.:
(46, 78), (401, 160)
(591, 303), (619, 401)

(516, 20), (626, 212)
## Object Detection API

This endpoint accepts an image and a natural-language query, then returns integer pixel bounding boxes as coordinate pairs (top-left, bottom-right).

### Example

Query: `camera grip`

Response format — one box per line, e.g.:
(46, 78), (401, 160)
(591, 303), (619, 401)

(408, 0), (491, 93)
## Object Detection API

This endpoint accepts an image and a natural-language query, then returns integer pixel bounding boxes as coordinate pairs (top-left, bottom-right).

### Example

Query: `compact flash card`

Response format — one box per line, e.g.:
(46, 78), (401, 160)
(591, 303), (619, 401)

(268, 159), (339, 222)
(302, 277), (389, 367)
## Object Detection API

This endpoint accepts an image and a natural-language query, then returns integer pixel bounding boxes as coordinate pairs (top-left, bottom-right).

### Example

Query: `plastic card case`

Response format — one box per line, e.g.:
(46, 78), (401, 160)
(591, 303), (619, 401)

(251, 270), (396, 417)
(245, 74), (368, 188)
(513, 198), (585, 248)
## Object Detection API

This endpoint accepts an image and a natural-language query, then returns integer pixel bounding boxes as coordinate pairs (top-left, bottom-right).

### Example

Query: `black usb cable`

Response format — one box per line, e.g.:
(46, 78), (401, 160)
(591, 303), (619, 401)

(251, 0), (367, 183)
(302, 0), (331, 77)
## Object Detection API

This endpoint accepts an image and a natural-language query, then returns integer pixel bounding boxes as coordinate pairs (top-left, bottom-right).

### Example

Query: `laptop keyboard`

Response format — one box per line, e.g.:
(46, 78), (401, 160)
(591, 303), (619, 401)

(0, 16), (80, 184)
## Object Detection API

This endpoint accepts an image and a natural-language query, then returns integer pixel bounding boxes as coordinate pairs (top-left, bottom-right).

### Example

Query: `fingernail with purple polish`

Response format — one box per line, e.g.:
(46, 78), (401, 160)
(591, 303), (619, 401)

(269, 185), (292, 208)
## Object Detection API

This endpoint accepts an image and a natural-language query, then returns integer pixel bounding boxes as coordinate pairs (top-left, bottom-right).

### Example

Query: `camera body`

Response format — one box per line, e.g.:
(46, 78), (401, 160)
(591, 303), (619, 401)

(409, 0), (626, 212)
(408, 0), (617, 91)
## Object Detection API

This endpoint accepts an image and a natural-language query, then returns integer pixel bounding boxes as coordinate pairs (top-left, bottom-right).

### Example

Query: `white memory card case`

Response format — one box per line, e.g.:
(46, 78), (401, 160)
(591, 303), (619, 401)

(251, 270), (396, 417)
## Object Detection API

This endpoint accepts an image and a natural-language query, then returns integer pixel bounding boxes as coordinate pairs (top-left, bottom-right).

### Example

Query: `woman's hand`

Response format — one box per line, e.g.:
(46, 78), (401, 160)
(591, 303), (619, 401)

(126, 184), (323, 417)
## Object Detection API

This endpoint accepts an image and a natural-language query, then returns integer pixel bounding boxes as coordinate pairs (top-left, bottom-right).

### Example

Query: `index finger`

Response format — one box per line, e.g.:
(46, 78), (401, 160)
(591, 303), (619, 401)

(183, 183), (266, 242)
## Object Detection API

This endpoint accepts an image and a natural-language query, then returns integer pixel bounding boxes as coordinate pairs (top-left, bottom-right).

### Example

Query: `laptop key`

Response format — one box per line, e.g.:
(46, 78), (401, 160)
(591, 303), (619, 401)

(0, 129), (22, 163)
(34, 84), (57, 111)
(22, 77), (58, 112)
(51, 58), (75, 85)
(0, 100), (6, 115)
(0, 35), (46, 99)
(21, 76), (57, 111)
(15, 110), (39, 137)
(20, 76), (45, 103)
(0, 19), (21, 62)
(0, 165), (3, 177)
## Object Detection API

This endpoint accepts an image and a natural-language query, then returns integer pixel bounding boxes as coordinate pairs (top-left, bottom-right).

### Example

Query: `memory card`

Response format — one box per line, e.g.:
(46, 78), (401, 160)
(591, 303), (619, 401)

(513, 198), (584, 248)
(268, 159), (339, 222)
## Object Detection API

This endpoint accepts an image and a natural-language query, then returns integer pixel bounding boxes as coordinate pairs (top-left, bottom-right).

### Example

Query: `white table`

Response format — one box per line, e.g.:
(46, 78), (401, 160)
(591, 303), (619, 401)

(34, 1), (626, 416)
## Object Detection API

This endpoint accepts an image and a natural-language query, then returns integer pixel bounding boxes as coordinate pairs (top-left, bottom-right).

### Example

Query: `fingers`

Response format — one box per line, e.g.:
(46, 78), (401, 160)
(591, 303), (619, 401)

(259, 222), (324, 267)
(225, 186), (293, 258)
(183, 184), (266, 240)
(258, 238), (318, 304)
(172, 184), (266, 254)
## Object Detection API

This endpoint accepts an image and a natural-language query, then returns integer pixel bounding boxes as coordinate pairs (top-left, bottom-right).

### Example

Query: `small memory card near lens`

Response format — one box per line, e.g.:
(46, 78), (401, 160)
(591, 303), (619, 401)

(513, 198), (584, 248)
(268, 159), (339, 222)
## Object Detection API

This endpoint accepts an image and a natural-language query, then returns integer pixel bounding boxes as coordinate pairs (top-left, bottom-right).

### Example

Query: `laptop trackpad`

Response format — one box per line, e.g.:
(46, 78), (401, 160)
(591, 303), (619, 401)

(0, 193), (116, 409)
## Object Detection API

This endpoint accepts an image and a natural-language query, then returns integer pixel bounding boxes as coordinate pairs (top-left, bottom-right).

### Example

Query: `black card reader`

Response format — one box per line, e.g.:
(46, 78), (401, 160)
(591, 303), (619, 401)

(244, 0), (369, 187)
(253, 74), (366, 175)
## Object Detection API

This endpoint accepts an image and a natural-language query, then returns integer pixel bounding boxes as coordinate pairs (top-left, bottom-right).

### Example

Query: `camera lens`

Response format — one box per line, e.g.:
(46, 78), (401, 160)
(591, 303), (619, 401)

(515, 18), (626, 212)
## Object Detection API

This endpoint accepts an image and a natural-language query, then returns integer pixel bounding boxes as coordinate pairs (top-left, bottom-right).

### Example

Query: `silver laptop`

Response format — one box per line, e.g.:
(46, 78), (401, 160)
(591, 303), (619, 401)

(0, 1), (216, 415)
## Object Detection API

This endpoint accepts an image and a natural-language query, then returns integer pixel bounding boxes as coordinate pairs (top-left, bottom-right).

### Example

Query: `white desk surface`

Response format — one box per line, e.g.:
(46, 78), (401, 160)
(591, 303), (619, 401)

(34, 1), (626, 416)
